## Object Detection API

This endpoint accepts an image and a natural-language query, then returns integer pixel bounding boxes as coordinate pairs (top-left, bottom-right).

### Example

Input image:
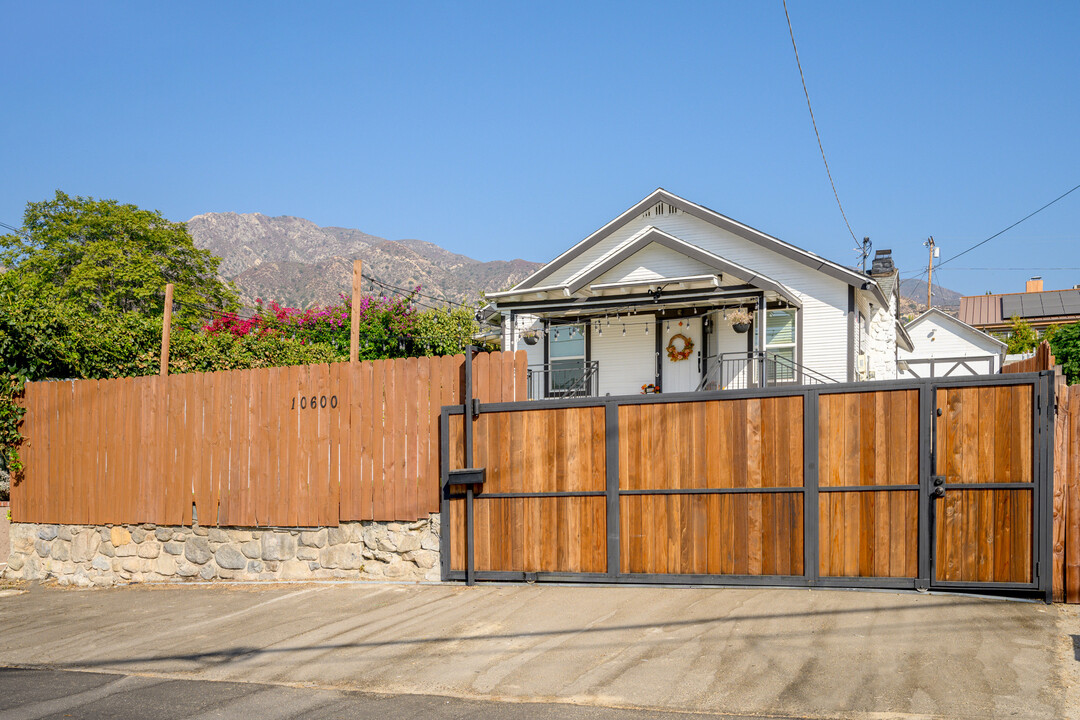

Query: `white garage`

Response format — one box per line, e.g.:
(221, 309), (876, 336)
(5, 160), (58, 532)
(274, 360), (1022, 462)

(898, 308), (1006, 378)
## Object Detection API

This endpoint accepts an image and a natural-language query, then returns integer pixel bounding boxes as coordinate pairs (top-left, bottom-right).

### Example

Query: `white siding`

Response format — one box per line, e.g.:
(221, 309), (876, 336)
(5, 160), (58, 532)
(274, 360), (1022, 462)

(591, 243), (716, 285)
(592, 314), (656, 396)
(526, 211), (852, 381)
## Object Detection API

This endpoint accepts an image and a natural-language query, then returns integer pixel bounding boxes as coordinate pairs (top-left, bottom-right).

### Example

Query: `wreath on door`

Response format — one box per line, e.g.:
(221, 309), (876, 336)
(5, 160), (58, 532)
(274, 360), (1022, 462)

(666, 333), (694, 362)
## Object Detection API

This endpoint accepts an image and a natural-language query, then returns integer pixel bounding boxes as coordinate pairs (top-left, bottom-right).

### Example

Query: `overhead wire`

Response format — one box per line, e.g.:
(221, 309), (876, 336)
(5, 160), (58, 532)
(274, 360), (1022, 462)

(783, 0), (859, 244)
(904, 181), (1080, 282)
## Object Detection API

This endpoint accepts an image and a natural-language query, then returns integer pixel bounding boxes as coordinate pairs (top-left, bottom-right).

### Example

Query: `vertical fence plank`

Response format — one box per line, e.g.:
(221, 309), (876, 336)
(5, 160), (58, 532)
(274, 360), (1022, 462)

(358, 360), (374, 520)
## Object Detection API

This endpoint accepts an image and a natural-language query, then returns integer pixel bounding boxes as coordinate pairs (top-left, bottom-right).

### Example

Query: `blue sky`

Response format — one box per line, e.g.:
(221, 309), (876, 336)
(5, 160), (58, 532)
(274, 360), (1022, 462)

(2, 2), (1078, 297)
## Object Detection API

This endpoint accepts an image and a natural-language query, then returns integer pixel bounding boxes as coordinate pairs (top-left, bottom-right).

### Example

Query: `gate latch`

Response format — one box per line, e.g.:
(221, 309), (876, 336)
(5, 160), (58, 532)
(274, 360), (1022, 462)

(931, 476), (946, 498)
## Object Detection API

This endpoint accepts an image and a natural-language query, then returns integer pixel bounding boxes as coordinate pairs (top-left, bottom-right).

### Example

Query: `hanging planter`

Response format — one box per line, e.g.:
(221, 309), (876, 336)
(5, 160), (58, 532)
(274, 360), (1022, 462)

(728, 307), (753, 334)
(522, 331), (539, 346)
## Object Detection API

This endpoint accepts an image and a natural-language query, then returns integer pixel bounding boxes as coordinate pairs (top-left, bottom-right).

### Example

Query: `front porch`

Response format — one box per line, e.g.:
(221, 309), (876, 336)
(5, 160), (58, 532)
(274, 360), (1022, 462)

(501, 282), (836, 400)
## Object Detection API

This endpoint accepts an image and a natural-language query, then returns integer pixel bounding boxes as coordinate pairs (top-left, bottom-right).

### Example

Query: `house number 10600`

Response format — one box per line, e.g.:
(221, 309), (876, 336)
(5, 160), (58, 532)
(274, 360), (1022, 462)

(291, 395), (338, 410)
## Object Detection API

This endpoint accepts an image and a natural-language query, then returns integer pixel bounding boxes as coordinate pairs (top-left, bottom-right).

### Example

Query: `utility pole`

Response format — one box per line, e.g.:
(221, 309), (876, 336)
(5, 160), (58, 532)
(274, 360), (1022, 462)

(924, 236), (937, 310)
(160, 283), (173, 376)
(350, 259), (362, 363)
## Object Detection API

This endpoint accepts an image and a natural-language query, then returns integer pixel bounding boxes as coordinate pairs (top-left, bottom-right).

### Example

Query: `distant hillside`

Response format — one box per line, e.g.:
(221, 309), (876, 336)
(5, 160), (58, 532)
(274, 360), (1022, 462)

(898, 278), (962, 316)
(186, 212), (540, 308)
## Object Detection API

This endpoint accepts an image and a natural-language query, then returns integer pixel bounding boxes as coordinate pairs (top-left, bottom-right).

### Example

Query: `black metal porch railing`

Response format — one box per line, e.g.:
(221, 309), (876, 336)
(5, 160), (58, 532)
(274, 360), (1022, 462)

(526, 360), (600, 399)
(697, 351), (838, 391)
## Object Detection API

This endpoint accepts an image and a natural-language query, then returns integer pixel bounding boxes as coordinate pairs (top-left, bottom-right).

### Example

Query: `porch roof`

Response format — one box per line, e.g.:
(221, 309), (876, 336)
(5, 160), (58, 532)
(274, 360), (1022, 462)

(486, 225), (802, 310)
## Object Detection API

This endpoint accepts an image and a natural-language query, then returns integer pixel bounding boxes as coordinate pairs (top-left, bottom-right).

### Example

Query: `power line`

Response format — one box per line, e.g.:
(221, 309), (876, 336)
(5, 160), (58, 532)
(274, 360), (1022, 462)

(783, 0), (858, 244)
(935, 182), (1080, 271)
(361, 272), (473, 309)
(904, 181), (1080, 281)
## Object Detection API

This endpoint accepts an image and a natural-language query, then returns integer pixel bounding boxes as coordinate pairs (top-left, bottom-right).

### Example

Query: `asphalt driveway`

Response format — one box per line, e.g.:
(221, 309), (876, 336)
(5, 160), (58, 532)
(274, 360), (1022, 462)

(1, 581), (1077, 719)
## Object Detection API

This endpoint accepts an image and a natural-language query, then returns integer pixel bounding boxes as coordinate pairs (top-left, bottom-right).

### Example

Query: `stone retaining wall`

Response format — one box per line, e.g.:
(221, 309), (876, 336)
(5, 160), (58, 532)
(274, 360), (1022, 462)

(2, 516), (440, 587)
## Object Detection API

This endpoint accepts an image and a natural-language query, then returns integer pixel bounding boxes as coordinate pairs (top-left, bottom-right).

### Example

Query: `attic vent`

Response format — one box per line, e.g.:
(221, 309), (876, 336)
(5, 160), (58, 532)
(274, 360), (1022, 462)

(641, 202), (679, 219)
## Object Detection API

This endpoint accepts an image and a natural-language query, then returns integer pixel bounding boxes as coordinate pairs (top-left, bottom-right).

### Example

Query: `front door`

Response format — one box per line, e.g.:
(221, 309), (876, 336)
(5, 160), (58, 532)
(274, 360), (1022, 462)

(660, 317), (702, 393)
(929, 380), (1044, 593)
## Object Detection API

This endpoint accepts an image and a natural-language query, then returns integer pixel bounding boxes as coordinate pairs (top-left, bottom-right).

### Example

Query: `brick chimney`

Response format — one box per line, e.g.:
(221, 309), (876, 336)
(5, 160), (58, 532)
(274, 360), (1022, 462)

(1026, 276), (1043, 293)
(870, 249), (895, 276)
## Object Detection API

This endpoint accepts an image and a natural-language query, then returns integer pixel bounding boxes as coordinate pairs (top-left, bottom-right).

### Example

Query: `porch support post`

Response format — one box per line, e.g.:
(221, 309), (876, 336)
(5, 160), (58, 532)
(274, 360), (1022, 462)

(605, 401), (620, 577)
(847, 286), (856, 382)
(464, 346), (476, 586)
(757, 293), (766, 387)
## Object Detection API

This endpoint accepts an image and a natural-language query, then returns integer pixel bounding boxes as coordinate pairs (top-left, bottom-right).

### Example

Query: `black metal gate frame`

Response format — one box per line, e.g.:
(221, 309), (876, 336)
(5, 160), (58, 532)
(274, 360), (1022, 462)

(439, 366), (1055, 602)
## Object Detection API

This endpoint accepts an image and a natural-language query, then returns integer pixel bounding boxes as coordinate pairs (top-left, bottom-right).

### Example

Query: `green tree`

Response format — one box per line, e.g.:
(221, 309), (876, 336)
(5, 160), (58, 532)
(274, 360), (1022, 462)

(1005, 316), (1039, 355)
(0, 190), (238, 323)
(1048, 322), (1080, 384)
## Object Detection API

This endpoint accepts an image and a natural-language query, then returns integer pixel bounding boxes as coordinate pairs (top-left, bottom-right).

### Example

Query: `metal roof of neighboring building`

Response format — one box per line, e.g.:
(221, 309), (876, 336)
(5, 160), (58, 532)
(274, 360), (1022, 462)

(958, 294), (1003, 326)
(960, 287), (1080, 327)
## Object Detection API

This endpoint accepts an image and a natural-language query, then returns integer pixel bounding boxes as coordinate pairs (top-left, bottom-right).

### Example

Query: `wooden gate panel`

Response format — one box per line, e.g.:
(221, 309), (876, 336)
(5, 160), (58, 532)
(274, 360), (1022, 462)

(934, 385), (1036, 585)
(935, 489), (1032, 583)
(819, 491), (918, 578)
(818, 390), (919, 578)
(619, 492), (803, 575)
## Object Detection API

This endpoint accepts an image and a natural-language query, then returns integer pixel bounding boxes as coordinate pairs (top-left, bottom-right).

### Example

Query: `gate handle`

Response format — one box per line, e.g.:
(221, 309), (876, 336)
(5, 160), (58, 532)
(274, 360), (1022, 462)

(931, 486), (945, 499)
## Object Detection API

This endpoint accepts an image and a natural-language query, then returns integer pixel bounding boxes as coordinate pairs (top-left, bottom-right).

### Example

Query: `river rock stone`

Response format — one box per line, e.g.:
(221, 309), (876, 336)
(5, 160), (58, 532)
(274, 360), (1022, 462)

(300, 529), (327, 548)
(297, 546), (318, 561)
(247, 560), (264, 573)
(405, 549), (438, 569)
(130, 527), (148, 543)
(71, 531), (101, 562)
(137, 542), (161, 559)
(155, 528), (174, 542)
(50, 542), (70, 562)
(91, 556), (111, 572)
(153, 555), (177, 576)
(7, 554), (24, 571)
(215, 545), (247, 570)
(208, 528), (230, 543)
(185, 537), (212, 565)
(327, 527), (349, 546)
(261, 532), (296, 561)
(110, 526), (131, 546)
(37, 526), (58, 541)
(57, 526), (73, 541)
(34, 539), (50, 558)
(198, 564), (216, 580)
(163, 542), (184, 555)
(240, 541), (261, 559)
(114, 542), (136, 557)
(176, 562), (199, 578)
(320, 545), (362, 570)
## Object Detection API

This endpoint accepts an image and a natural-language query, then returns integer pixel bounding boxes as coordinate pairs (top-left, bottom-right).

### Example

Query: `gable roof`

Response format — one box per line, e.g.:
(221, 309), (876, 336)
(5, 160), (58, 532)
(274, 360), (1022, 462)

(905, 308), (1006, 350)
(558, 225), (801, 307)
(513, 188), (887, 305)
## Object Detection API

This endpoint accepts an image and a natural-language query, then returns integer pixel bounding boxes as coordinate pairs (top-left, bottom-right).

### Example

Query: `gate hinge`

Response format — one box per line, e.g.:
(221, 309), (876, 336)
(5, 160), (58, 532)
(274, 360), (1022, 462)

(471, 398), (481, 418)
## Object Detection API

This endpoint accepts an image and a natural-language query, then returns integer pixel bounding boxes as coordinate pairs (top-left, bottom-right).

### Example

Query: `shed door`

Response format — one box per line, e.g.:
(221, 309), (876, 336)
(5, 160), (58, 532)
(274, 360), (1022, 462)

(930, 383), (1039, 590)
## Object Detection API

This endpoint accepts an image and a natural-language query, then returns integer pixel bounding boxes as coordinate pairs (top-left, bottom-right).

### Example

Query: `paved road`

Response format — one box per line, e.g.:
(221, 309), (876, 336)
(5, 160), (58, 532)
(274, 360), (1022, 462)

(1, 581), (1077, 719)
(0, 668), (796, 720)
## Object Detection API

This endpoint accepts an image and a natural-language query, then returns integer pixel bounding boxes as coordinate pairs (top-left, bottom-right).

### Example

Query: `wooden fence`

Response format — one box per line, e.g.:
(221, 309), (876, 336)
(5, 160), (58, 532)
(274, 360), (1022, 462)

(11, 351), (525, 527)
(1054, 379), (1080, 602)
(1003, 341), (1054, 374)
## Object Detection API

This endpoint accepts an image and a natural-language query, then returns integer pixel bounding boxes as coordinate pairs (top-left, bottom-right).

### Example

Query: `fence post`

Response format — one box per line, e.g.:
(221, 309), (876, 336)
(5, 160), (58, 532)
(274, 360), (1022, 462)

(803, 389), (819, 585)
(159, 283), (173, 376)
(606, 400), (620, 577)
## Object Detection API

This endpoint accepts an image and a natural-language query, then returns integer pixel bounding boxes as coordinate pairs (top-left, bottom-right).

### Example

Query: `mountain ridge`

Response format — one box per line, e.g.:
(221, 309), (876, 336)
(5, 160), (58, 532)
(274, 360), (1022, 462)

(186, 212), (540, 309)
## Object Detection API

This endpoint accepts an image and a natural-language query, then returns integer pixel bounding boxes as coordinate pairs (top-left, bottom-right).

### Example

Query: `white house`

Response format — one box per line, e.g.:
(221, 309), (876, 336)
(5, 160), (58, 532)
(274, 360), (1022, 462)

(897, 308), (1006, 379)
(481, 189), (904, 398)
